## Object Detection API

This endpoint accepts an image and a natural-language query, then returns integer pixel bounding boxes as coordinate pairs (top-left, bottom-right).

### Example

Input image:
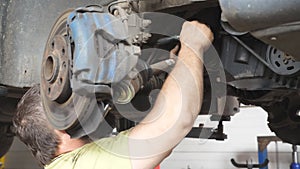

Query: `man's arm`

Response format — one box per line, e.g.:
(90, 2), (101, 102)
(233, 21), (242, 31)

(128, 21), (213, 169)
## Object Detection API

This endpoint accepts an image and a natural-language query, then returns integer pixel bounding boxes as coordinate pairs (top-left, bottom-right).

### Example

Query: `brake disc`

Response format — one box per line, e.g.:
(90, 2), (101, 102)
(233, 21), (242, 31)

(41, 10), (108, 138)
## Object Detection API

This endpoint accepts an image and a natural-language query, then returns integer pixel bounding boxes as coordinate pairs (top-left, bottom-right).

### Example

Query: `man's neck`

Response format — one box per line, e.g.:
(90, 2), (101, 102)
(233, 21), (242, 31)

(54, 130), (87, 157)
(56, 138), (87, 156)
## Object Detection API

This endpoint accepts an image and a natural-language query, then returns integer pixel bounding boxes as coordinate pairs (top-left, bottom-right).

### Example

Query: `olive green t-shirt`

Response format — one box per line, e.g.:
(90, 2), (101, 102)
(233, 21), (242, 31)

(45, 130), (132, 169)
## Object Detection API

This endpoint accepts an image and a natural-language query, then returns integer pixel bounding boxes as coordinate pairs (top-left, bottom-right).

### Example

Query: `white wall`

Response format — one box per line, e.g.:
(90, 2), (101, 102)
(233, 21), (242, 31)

(161, 107), (294, 169)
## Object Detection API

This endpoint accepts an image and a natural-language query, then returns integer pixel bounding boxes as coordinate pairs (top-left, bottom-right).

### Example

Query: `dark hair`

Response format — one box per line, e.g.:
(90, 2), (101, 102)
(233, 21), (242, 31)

(13, 84), (60, 166)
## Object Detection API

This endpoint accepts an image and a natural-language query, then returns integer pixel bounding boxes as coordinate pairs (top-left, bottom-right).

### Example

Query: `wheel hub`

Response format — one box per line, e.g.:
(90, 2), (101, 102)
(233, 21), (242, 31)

(42, 35), (70, 103)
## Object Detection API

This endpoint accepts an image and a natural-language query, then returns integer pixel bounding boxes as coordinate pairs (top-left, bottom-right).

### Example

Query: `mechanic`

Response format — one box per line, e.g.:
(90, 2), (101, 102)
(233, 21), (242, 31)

(13, 21), (213, 169)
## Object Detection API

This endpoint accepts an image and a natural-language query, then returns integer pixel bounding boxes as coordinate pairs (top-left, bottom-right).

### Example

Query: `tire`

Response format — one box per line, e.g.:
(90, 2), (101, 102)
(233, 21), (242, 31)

(0, 96), (18, 157)
(0, 124), (14, 157)
(263, 93), (300, 145)
(0, 97), (19, 123)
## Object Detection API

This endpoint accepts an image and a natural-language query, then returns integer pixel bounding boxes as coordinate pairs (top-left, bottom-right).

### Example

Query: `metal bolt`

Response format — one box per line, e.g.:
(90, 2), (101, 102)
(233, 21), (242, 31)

(296, 110), (300, 117)
(113, 10), (119, 16)
(270, 37), (277, 41)
(142, 20), (152, 28)
(233, 107), (240, 112)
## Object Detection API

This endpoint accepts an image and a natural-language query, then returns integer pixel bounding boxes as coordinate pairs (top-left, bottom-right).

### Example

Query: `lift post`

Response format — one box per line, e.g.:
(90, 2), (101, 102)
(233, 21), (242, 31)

(0, 156), (5, 169)
(257, 136), (282, 169)
(291, 145), (300, 169)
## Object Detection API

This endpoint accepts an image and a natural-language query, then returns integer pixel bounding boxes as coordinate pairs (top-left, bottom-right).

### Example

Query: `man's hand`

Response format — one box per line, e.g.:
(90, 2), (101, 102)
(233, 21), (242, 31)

(180, 21), (214, 56)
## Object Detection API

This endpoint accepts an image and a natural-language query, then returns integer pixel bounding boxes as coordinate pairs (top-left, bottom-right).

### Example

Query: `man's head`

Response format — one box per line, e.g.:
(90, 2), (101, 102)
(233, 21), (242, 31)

(13, 85), (91, 166)
(13, 85), (60, 165)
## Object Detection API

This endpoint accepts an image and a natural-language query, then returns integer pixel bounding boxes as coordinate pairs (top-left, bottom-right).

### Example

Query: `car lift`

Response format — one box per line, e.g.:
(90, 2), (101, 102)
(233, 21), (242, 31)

(231, 158), (269, 169)
(229, 136), (300, 169)
(257, 136), (281, 169)
(291, 145), (300, 169)
(186, 116), (229, 141)
(177, 116), (300, 169)
(255, 136), (300, 169)
(0, 156), (5, 169)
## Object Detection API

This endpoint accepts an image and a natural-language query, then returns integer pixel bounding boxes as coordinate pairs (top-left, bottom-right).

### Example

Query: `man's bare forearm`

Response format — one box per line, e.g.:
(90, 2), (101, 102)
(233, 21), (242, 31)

(150, 44), (203, 133)
(129, 21), (213, 169)
(128, 45), (204, 169)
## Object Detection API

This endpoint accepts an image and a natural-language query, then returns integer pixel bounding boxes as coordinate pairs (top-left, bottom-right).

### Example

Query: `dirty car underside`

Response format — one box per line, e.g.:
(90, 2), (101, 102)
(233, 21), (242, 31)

(0, 0), (300, 157)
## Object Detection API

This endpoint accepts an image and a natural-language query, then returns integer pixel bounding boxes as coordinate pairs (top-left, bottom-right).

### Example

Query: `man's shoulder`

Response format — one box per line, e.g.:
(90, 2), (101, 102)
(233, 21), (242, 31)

(45, 130), (132, 169)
